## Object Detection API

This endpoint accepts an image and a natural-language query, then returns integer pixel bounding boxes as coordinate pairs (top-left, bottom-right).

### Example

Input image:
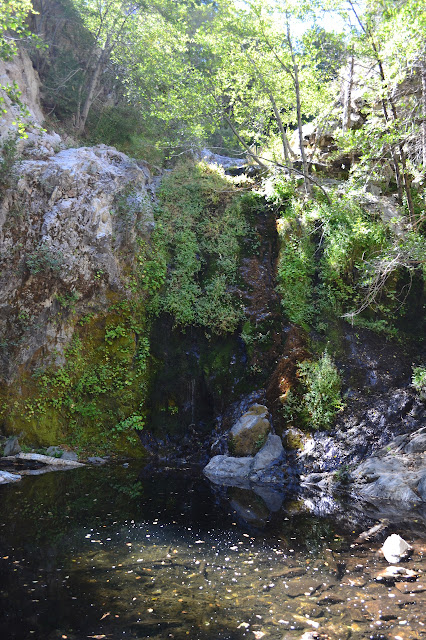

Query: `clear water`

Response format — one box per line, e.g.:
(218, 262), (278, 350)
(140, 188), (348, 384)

(1, 464), (425, 640)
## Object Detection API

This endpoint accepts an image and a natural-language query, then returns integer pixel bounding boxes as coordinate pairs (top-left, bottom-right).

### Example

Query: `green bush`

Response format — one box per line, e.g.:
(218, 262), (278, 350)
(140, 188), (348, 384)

(276, 202), (315, 330)
(0, 132), (19, 188)
(26, 243), (64, 274)
(153, 160), (249, 334)
(315, 196), (390, 316)
(298, 351), (343, 430)
(412, 365), (426, 397)
(271, 181), (414, 334)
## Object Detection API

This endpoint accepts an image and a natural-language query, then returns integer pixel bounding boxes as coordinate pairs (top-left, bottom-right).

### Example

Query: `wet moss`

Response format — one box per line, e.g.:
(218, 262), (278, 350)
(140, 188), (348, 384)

(2, 302), (150, 456)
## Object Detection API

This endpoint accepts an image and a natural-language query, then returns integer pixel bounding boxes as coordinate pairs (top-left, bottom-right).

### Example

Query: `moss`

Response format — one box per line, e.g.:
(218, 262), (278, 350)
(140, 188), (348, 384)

(2, 300), (151, 456)
(230, 414), (270, 457)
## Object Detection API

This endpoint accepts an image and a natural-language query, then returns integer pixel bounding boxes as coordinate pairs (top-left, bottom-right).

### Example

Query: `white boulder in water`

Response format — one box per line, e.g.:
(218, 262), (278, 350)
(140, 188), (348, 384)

(381, 534), (412, 563)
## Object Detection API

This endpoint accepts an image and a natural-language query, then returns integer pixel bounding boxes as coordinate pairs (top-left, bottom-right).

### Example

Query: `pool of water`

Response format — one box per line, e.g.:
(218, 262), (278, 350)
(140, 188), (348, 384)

(0, 463), (425, 640)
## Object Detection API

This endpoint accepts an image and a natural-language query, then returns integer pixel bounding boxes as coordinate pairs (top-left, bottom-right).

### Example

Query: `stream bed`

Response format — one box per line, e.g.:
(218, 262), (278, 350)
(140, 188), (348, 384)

(0, 463), (425, 640)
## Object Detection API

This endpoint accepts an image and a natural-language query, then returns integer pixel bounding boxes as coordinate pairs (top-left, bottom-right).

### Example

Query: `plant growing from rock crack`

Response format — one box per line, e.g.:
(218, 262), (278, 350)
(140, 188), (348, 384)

(412, 365), (426, 398)
(26, 243), (64, 275)
(298, 351), (344, 431)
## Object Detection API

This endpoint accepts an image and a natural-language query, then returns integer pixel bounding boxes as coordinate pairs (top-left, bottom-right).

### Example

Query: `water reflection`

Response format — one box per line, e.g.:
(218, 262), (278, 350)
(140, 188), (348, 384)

(0, 464), (425, 640)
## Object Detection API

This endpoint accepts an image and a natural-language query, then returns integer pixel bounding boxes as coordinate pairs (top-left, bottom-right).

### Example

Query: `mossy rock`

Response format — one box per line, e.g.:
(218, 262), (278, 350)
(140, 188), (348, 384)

(229, 404), (271, 457)
(284, 427), (308, 451)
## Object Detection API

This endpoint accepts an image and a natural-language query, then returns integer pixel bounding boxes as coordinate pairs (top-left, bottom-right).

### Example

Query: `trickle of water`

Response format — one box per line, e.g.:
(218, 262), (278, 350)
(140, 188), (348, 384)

(0, 464), (425, 640)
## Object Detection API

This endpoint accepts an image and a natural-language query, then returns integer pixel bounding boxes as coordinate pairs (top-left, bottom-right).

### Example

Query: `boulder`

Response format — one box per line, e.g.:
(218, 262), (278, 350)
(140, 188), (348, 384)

(229, 404), (271, 457)
(381, 534), (413, 563)
(87, 456), (107, 465)
(251, 434), (284, 473)
(352, 425), (426, 504)
(203, 455), (254, 483)
(46, 446), (63, 457)
(405, 433), (426, 453)
(204, 429), (284, 486)
(3, 436), (21, 457)
(62, 451), (79, 461)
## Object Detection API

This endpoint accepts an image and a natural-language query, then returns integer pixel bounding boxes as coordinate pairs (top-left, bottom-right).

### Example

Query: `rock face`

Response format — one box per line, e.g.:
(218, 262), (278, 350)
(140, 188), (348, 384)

(352, 426), (426, 504)
(0, 144), (153, 382)
(0, 48), (44, 142)
(229, 404), (271, 456)
(0, 49), (155, 451)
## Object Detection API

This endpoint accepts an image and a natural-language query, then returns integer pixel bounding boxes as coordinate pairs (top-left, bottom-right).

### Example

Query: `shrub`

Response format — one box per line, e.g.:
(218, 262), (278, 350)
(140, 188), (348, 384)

(26, 243), (64, 274)
(153, 160), (249, 334)
(276, 229), (315, 329)
(298, 351), (343, 430)
(412, 365), (426, 398)
(0, 132), (19, 188)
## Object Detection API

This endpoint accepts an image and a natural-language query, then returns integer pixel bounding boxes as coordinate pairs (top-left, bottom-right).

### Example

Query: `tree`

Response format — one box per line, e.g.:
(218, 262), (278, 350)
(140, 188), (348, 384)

(183, 0), (336, 192)
(45, 0), (188, 135)
(0, 0), (34, 61)
(0, 0), (39, 135)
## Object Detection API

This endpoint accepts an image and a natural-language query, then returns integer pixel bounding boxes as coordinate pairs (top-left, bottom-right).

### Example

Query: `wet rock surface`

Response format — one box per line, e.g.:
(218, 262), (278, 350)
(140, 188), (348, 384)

(292, 325), (426, 507)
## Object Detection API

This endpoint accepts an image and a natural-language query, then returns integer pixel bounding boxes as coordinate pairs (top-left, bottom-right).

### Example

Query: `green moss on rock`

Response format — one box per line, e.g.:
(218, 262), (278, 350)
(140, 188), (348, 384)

(228, 404), (271, 457)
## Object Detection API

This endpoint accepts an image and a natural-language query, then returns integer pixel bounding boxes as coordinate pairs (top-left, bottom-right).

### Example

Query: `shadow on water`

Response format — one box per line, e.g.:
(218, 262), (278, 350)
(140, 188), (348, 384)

(1, 464), (426, 640)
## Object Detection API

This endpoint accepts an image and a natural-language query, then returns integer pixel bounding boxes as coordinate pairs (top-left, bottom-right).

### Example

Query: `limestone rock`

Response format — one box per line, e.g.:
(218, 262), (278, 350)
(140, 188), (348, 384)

(229, 404), (271, 456)
(381, 534), (413, 563)
(3, 437), (21, 457)
(0, 48), (44, 142)
(0, 143), (154, 385)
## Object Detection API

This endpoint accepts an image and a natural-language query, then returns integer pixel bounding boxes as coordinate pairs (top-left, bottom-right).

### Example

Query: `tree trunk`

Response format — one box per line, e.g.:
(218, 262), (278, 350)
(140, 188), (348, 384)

(269, 90), (293, 169)
(75, 48), (105, 135)
(286, 20), (310, 195)
(246, 54), (293, 168)
(222, 113), (267, 168)
(347, 0), (415, 222)
(421, 60), (426, 168)
(342, 55), (354, 133)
